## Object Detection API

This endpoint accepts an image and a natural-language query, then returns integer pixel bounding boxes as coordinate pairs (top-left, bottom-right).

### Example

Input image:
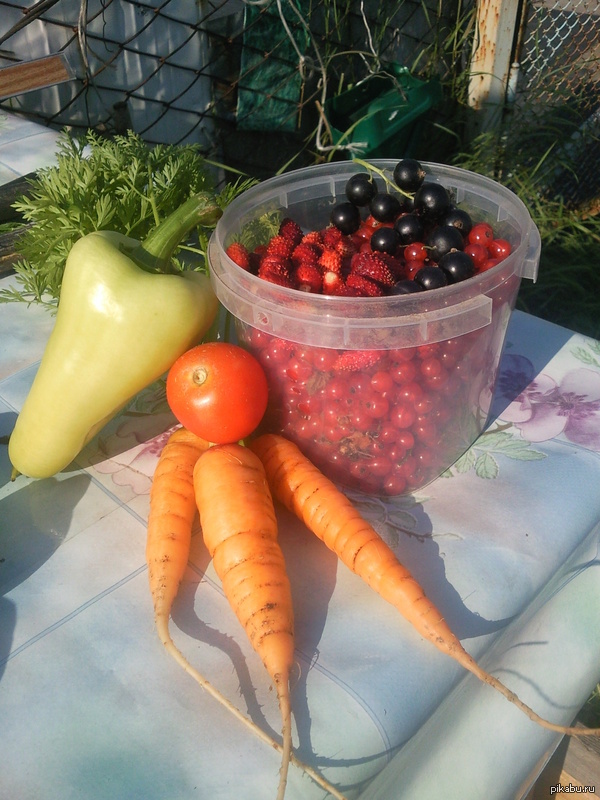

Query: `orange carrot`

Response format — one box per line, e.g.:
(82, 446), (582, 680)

(147, 428), (347, 800)
(193, 442), (295, 800)
(251, 433), (600, 739)
(146, 425), (211, 645)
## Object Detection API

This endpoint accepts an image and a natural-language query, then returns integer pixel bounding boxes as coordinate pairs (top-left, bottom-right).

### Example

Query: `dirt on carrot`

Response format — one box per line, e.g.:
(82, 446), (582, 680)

(250, 432), (600, 740)
(193, 442), (295, 800)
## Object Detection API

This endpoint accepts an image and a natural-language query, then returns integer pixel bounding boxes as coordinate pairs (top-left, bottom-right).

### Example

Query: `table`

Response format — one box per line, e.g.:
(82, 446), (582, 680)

(1, 112), (600, 800)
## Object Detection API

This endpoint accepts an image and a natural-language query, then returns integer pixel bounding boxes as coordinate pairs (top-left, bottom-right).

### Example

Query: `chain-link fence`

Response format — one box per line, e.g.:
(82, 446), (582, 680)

(506, 0), (600, 207)
(0, 0), (465, 177)
(0, 0), (598, 200)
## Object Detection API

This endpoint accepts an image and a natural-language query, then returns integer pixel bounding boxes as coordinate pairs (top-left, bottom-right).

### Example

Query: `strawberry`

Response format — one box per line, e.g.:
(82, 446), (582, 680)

(279, 217), (304, 245)
(377, 251), (406, 280)
(291, 242), (320, 269)
(320, 225), (343, 249)
(332, 349), (384, 372)
(225, 241), (251, 270)
(318, 247), (343, 274)
(335, 236), (359, 258)
(266, 234), (295, 259)
(322, 269), (348, 296)
(301, 230), (324, 248)
(346, 273), (385, 297)
(350, 251), (395, 287)
(294, 263), (322, 293)
(258, 255), (294, 288)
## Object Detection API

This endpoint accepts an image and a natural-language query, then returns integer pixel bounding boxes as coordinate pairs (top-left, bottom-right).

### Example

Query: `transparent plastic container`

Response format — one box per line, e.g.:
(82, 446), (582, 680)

(207, 160), (540, 496)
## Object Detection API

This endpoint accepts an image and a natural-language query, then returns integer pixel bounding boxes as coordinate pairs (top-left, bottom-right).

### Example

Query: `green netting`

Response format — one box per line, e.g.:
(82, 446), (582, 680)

(236, 1), (309, 132)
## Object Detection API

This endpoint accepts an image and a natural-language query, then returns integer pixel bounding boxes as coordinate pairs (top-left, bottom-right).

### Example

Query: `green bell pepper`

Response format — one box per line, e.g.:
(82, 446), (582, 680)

(9, 191), (221, 479)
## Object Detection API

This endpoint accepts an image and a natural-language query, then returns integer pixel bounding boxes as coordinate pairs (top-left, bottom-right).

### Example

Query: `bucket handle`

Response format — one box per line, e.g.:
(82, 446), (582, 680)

(520, 224), (541, 282)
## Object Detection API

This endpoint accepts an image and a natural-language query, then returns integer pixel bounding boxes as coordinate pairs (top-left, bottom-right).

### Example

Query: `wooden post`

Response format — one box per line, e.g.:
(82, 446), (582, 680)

(468, 0), (522, 132)
(0, 54), (73, 100)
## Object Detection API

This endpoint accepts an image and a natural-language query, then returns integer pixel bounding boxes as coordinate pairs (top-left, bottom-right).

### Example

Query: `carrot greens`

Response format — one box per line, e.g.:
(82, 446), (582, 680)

(0, 129), (255, 309)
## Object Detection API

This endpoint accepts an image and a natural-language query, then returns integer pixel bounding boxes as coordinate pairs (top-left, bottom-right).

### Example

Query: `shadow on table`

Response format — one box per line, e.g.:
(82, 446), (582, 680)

(0, 418), (91, 683)
(170, 533), (289, 744)
(168, 509), (342, 761)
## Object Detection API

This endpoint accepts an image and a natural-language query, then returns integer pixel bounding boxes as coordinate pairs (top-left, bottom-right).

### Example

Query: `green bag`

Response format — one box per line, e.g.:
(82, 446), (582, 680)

(236, 1), (309, 132)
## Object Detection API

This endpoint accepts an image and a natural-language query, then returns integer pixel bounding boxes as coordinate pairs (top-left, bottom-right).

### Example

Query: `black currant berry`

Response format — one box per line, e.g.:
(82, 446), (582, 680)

(440, 206), (473, 236)
(393, 213), (425, 245)
(414, 265), (448, 290)
(413, 182), (452, 220)
(346, 173), (378, 207)
(426, 225), (465, 262)
(369, 192), (402, 223)
(390, 279), (423, 295)
(330, 201), (361, 235)
(393, 158), (426, 193)
(370, 226), (401, 255)
(439, 251), (475, 283)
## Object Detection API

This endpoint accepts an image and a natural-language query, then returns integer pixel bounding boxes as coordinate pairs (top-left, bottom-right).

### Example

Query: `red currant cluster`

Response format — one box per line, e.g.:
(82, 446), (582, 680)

(240, 319), (509, 496)
(225, 158), (512, 298)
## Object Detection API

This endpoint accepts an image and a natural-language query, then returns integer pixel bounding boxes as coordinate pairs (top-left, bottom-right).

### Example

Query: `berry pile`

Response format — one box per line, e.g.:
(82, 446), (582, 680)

(222, 158), (521, 496)
(240, 322), (506, 496)
(225, 158), (512, 298)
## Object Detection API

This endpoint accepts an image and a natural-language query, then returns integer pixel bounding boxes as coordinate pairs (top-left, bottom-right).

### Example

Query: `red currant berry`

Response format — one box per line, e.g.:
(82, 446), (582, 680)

(403, 260), (423, 280)
(370, 370), (394, 394)
(312, 347), (338, 371)
(362, 393), (390, 419)
(420, 357), (443, 378)
(468, 222), (494, 246)
(383, 473), (407, 495)
(488, 238), (512, 259)
(394, 380), (423, 405)
(390, 403), (416, 429)
(414, 420), (438, 443)
(378, 424), (398, 444)
(464, 242), (489, 269)
(480, 257), (501, 272)
(390, 347), (417, 363)
(323, 425), (346, 443)
(404, 242), (428, 262)
(397, 455), (418, 478)
(395, 430), (415, 451)
(297, 394), (322, 416)
(371, 456), (394, 477)
(285, 357), (313, 383)
(325, 376), (348, 399)
(423, 368), (449, 390)
(390, 360), (417, 384)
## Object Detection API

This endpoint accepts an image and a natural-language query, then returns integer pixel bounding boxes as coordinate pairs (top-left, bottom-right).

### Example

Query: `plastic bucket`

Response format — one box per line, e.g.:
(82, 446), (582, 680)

(207, 160), (540, 495)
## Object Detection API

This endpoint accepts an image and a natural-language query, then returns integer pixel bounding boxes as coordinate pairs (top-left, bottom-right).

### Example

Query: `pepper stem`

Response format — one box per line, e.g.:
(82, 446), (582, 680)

(126, 191), (222, 274)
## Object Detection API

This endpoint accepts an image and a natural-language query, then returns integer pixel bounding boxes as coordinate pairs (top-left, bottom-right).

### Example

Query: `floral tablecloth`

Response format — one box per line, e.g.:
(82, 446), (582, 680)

(1, 269), (600, 800)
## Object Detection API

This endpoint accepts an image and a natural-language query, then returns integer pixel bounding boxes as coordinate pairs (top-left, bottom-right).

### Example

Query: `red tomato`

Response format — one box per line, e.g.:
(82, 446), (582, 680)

(166, 342), (269, 444)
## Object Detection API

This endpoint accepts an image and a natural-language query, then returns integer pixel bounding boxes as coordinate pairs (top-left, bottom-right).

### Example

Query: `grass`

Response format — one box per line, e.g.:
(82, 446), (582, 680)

(450, 129), (600, 341)
(579, 685), (600, 729)
(518, 236), (600, 341)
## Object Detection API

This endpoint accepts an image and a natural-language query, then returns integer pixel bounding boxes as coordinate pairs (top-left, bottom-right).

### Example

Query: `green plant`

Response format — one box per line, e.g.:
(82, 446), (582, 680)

(578, 683), (600, 729)
(452, 130), (600, 340)
(0, 130), (255, 309)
